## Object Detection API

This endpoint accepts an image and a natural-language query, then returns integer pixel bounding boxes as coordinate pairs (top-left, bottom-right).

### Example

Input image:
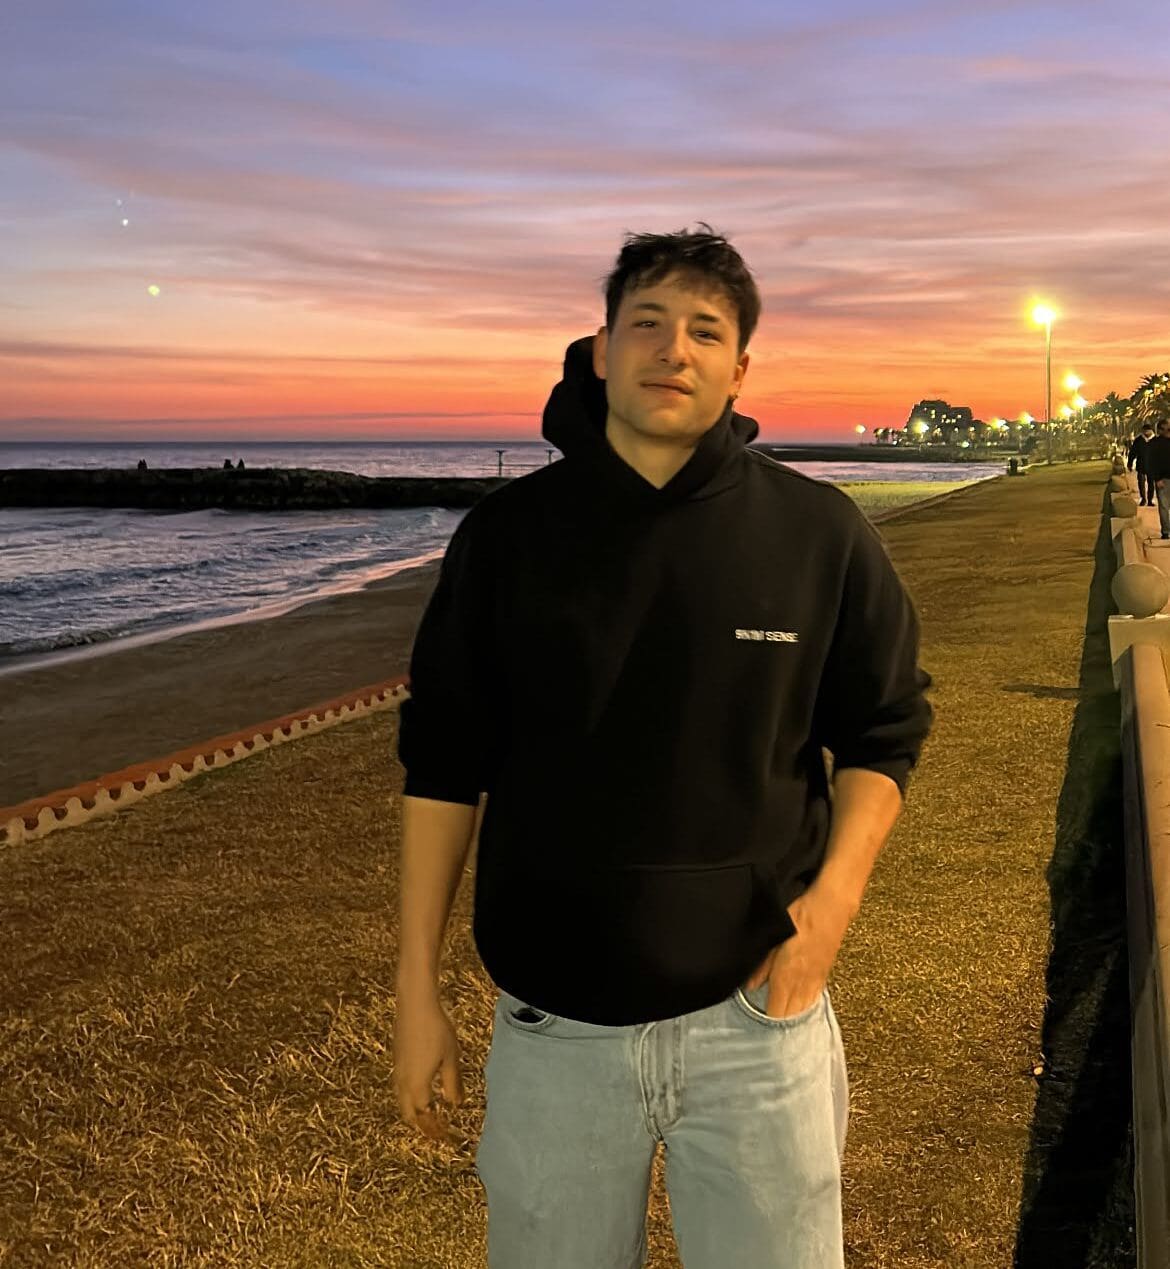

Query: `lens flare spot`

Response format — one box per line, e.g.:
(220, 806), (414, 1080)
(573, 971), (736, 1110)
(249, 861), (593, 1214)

(147, 284), (161, 297)
(121, 218), (129, 227)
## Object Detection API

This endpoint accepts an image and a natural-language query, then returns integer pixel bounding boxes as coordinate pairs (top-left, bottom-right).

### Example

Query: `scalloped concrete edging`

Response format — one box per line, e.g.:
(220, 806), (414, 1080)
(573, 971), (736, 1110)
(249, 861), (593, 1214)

(0, 675), (411, 850)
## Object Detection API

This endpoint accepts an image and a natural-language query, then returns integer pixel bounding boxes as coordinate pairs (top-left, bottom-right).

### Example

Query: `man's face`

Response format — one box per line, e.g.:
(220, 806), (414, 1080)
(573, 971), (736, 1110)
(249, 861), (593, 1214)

(592, 271), (749, 449)
(1158, 423), (1169, 438)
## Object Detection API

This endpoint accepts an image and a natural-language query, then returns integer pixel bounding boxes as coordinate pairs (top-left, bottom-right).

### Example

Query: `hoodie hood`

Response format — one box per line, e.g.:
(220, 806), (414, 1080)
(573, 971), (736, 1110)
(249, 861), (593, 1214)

(542, 335), (760, 508)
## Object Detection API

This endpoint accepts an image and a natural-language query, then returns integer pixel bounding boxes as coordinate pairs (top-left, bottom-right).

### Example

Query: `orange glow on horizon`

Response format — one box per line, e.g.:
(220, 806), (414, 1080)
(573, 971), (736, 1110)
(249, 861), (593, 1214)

(3, 309), (1159, 443)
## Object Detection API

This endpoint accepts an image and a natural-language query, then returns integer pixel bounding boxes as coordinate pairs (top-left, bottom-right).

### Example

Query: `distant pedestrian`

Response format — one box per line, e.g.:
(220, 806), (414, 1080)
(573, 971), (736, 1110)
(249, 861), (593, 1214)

(137, 459), (148, 471)
(1128, 424), (1154, 505)
(1145, 420), (1170, 538)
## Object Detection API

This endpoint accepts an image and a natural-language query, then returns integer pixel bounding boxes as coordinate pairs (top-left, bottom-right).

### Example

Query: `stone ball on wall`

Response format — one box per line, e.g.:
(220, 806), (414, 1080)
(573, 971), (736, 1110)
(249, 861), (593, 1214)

(1112, 562), (1170, 618)
(1110, 475), (1129, 492)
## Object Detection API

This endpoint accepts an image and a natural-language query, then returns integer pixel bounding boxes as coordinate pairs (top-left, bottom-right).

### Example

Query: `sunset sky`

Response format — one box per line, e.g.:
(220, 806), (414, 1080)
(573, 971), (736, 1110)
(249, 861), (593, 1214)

(3, 0), (1168, 442)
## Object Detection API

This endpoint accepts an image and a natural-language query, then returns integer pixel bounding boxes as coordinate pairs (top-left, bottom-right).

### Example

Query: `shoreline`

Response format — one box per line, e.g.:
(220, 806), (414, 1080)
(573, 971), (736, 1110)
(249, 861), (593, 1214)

(0, 478), (994, 809)
(0, 547), (447, 680)
(0, 557), (444, 809)
(2, 477), (994, 680)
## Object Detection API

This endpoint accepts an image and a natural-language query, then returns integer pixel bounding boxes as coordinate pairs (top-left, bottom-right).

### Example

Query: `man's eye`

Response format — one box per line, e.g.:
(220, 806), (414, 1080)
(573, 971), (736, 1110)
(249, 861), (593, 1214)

(637, 320), (717, 340)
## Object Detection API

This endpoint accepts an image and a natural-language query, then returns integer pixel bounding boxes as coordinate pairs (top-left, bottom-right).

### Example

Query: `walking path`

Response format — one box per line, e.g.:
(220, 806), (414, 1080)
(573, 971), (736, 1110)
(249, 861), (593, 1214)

(0, 461), (1134, 1267)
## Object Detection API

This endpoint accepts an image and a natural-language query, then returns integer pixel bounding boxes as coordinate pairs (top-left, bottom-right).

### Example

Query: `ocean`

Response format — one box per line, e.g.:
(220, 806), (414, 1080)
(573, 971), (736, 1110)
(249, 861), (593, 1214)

(0, 441), (1000, 666)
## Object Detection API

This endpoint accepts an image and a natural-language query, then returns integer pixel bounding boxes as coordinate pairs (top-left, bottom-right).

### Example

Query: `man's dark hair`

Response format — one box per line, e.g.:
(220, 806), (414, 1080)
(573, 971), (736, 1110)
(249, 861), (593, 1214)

(600, 222), (761, 357)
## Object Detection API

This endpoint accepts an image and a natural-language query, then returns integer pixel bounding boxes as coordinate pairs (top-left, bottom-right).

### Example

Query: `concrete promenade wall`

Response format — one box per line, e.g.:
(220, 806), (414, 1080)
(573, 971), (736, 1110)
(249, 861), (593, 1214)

(1109, 463), (1170, 1268)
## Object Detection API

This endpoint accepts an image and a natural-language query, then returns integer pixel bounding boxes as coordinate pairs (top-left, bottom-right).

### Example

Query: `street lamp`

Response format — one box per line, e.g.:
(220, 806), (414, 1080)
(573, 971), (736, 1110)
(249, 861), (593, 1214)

(1032, 303), (1057, 464)
(1071, 393), (1088, 443)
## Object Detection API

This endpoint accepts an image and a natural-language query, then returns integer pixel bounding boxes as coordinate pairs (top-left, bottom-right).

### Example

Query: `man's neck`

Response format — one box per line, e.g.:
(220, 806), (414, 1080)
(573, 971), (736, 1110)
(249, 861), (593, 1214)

(605, 415), (697, 490)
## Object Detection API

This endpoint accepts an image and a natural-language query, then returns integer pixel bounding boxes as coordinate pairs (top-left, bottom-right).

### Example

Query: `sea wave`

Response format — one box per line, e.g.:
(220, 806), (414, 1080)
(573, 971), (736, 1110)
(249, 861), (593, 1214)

(0, 625), (134, 658)
(0, 557), (216, 598)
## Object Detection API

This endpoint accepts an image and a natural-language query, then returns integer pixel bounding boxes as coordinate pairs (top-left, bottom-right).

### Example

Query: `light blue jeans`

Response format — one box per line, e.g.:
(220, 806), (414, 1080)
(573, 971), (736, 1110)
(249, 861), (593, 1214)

(475, 981), (849, 1268)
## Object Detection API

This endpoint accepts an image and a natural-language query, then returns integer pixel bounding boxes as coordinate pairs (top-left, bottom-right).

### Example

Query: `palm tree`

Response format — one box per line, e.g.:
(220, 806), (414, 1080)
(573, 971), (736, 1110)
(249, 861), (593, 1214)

(1099, 391), (1130, 440)
(1130, 373), (1170, 428)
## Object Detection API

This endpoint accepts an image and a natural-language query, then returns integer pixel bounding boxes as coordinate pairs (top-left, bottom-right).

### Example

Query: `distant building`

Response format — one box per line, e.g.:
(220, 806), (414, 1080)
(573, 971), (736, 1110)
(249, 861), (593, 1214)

(904, 399), (974, 442)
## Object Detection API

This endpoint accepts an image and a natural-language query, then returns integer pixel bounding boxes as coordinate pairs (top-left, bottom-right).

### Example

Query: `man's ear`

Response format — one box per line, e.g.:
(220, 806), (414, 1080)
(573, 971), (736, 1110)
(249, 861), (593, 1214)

(593, 326), (607, 380)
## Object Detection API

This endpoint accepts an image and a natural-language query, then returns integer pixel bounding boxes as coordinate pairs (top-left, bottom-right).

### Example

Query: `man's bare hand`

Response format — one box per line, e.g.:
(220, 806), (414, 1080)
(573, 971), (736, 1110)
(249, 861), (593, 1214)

(743, 888), (855, 1019)
(393, 989), (465, 1143)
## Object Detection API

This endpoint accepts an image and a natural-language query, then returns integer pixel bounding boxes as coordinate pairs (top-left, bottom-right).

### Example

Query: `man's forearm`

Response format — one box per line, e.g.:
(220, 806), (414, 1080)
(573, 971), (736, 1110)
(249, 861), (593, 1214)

(807, 766), (904, 919)
(396, 794), (479, 994)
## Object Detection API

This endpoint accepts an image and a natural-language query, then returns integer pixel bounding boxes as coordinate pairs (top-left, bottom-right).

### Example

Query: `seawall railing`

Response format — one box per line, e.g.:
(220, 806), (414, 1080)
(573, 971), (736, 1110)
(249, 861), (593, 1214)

(1106, 455), (1170, 1267)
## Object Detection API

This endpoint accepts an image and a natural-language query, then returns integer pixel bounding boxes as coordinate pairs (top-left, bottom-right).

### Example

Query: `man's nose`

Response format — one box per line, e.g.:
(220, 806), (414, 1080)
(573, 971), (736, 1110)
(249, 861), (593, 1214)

(657, 325), (691, 363)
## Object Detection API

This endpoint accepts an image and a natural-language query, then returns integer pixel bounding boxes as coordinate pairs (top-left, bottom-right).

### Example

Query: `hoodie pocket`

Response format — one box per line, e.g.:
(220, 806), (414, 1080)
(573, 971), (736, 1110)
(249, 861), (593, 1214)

(476, 857), (796, 1022)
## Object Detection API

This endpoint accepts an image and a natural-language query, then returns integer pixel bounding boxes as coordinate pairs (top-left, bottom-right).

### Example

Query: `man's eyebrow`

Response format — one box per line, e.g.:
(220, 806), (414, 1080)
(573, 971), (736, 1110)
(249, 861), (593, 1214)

(629, 300), (728, 327)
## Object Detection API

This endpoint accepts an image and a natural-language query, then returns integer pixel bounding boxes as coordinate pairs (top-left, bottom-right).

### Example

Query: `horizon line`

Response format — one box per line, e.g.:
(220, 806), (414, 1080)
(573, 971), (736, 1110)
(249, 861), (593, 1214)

(0, 436), (850, 447)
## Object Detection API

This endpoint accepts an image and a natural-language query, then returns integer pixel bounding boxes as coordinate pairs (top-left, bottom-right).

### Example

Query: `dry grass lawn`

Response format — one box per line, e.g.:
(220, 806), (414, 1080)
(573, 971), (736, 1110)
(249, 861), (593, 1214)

(0, 461), (1135, 1267)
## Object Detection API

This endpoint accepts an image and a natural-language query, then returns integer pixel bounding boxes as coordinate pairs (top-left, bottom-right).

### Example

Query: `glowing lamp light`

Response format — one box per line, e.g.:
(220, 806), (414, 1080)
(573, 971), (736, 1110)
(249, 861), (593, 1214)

(1059, 404), (1074, 420)
(146, 284), (161, 297)
(854, 425), (866, 435)
(1071, 394), (1087, 410)
(1031, 303), (1057, 326)
(1018, 412), (1034, 425)
(912, 419), (930, 436)
(1063, 373), (1083, 392)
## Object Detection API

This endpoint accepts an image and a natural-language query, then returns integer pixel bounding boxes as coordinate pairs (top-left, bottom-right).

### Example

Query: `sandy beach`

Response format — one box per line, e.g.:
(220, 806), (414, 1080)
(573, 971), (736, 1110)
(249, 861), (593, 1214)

(0, 560), (442, 809)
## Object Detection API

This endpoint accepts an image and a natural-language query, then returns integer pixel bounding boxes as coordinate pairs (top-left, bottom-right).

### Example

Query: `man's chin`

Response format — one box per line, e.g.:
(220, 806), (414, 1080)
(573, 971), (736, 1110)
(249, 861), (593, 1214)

(636, 422), (704, 447)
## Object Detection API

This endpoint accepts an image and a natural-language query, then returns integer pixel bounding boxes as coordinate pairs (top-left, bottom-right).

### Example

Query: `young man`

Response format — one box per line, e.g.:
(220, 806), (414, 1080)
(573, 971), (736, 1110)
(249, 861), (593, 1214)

(1129, 423), (1155, 505)
(393, 224), (933, 1268)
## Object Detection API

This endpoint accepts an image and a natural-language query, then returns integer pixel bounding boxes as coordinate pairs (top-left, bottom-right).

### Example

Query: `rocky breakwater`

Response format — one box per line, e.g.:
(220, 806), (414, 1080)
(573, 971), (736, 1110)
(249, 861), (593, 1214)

(0, 468), (511, 510)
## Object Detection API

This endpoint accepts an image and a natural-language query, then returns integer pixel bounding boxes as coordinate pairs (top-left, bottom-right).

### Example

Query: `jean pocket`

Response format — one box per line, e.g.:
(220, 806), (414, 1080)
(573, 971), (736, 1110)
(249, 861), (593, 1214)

(733, 985), (826, 1030)
(498, 991), (557, 1033)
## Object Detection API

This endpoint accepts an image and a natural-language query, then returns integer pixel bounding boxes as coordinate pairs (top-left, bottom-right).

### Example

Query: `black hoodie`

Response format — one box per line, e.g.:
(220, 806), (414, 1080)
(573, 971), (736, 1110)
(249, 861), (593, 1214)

(397, 335), (933, 1025)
